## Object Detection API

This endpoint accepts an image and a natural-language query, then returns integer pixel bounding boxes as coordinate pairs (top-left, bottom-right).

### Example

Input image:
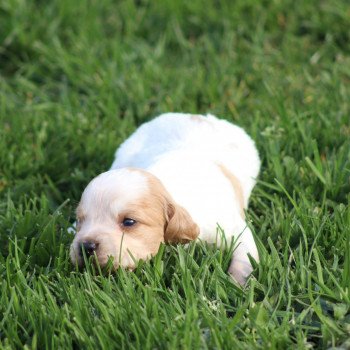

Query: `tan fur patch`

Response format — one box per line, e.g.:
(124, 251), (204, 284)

(218, 164), (245, 218)
(140, 169), (199, 243)
(164, 202), (199, 243)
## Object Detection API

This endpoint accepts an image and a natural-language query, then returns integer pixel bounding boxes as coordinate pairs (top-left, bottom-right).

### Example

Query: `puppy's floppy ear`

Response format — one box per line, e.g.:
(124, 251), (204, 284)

(164, 202), (199, 243)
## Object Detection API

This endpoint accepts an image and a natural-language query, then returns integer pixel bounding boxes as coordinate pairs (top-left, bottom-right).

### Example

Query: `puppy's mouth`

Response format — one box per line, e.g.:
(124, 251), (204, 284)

(74, 256), (118, 274)
(70, 243), (113, 267)
(70, 243), (138, 272)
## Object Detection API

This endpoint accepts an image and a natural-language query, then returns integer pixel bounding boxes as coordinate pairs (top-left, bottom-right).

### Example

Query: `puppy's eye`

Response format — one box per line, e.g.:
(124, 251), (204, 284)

(122, 218), (137, 227)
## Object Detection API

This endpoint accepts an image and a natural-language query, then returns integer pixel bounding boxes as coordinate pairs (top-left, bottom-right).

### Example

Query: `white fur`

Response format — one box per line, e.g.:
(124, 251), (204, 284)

(111, 113), (260, 284)
(81, 169), (148, 218)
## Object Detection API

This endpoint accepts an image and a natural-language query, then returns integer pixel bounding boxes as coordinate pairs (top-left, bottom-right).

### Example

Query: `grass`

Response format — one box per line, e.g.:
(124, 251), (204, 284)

(0, 0), (350, 348)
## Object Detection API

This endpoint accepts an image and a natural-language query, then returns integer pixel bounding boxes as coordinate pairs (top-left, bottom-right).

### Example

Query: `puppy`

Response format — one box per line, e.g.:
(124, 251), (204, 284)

(70, 113), (260, 284)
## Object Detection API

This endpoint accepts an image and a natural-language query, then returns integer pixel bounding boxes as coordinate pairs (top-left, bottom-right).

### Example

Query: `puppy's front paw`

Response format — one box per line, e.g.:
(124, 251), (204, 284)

(228, 258), (253, 286)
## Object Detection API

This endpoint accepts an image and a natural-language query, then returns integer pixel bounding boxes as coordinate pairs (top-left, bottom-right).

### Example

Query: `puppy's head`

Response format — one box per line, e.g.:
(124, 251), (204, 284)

(70, 168), (199, 270)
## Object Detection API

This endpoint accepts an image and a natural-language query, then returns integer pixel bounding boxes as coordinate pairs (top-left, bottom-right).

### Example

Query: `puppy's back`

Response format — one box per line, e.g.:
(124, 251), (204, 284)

(112, 113), (260, 203)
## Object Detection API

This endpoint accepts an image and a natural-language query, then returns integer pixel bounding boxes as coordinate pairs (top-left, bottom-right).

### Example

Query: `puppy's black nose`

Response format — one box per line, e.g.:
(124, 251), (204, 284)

(80, 241), (98, 257)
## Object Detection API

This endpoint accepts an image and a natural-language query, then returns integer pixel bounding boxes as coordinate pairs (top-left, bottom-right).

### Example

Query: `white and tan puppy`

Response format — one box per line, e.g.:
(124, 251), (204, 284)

(70, 113), (260, 284)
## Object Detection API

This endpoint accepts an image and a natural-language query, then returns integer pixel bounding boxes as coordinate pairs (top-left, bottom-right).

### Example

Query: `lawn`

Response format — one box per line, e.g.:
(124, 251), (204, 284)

(0, 0), (349, 348)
